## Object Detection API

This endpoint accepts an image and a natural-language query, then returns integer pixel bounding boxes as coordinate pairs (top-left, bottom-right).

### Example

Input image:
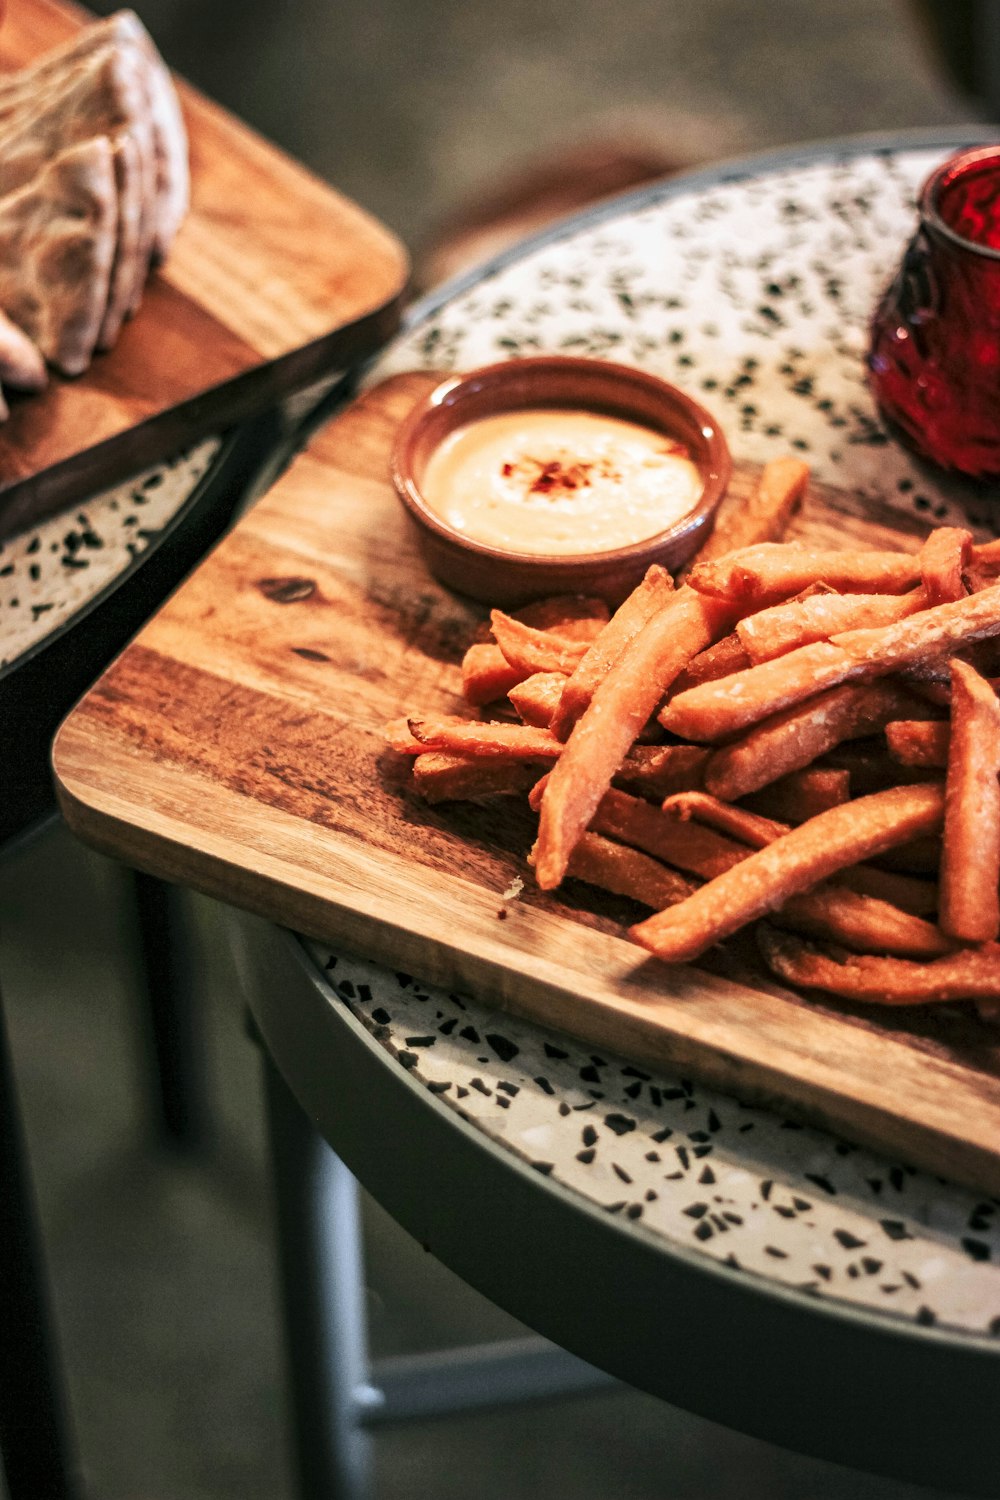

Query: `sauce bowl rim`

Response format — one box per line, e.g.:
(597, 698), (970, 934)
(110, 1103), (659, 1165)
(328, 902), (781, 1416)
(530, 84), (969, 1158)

(391, 354), (732, 571)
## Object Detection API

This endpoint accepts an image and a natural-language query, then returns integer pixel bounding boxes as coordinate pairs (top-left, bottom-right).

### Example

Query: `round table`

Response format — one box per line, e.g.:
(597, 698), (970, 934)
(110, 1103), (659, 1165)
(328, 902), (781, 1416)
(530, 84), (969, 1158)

(236, 129), (1000, 1500)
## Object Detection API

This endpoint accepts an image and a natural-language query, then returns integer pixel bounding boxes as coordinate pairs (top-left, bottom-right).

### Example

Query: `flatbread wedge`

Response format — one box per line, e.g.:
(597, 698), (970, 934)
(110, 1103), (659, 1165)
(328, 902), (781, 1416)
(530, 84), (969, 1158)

(0, 137), (118, 376)
(0, 40), (158, 315)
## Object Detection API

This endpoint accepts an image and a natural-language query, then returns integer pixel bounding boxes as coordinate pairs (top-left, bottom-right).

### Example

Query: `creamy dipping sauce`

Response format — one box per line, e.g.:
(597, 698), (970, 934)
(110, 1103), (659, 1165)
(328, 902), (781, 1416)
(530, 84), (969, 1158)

(420, 408), (702, 556)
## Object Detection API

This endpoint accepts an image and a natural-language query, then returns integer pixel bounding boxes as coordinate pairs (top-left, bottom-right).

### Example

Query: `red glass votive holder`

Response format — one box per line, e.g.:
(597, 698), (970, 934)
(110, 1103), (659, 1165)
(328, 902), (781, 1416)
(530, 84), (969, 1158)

(868, 145), (1000, 478)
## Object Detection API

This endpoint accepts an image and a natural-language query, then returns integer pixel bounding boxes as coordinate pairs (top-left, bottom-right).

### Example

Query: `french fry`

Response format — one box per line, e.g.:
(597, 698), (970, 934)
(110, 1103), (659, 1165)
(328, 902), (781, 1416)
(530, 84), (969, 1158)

(405, 717), (562, 759)
(920, 526), (971, 606)
(508, 672), (567, 727)
(660, 791), (787, 847)
(659, 790), (942, 914)
(462, 596), (608, 705)
(413, 753), (544, 803)
(702, 682), (936, 800)
(530, 747), (712, 810)
(776, 888), (952, 959)
(386, 714), (469, 754)
(758, 926), (1000, 1005)
(534, 588), (732, 890)
(589, 787), (750, 880)
(550, 565), (674, 740)
(662, 580), (1000, 742)
(736, 588), (925, 664)
(636, 794), (946, 953)
(490, 610), (590, 676)
(629, 783), (945, 963)
(591, 787), (934, 927)
(972, 537), (1000, 567)
(462, 643), (526, 706)
(566, 835), (946, 958)
(562, 832), (697, 909)
(683, 456), (808, 567)
(885, 720), (950, 768)
(940, 659), (1000, 943)
(671, 632), (751, 693)
(687, 542), (922, 609)
(743, 768), (850, 823)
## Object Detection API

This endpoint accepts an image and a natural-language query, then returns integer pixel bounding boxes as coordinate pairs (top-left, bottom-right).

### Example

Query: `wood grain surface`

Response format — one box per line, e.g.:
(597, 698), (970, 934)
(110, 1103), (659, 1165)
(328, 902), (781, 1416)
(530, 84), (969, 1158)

(53, 371), (1000, 1194)
(0, 0), (409, 538)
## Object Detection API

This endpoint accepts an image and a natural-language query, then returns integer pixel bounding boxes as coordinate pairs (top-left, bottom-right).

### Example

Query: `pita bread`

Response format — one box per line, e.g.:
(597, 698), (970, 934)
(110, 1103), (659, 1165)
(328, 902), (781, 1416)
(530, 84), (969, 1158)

(0, 41), (159, 314)
(0, 136), (118, 376)
(0, 10), (148, 108)
(0, 308), (46, 393)
(97, 128), (144, 348)
(139, 40), (189, 259)
(0, 12), (188, 262)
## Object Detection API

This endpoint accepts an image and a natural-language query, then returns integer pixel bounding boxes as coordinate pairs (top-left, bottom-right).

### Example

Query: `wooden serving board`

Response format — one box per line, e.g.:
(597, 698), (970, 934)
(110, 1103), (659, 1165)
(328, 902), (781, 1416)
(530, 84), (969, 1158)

(53, 371), (1000, 1195)
(0, 0), (409, 538)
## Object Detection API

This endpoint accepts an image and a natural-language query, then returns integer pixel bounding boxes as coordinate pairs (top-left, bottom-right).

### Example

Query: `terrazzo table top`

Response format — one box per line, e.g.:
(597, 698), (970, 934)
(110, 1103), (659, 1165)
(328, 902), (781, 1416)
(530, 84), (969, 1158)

(0, 439), (221, 672)
(304, 134), (1000, 1344)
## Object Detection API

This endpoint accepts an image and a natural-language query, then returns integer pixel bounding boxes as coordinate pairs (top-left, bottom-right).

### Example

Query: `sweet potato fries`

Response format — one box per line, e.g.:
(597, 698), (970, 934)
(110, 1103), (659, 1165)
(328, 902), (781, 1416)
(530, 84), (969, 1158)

(385, 474), (1000, 1012)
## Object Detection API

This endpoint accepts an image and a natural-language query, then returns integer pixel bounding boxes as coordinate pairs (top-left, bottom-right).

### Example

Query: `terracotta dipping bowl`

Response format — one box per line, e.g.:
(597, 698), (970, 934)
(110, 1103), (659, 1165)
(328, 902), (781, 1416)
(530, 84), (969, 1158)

(391, 355), (732, 608)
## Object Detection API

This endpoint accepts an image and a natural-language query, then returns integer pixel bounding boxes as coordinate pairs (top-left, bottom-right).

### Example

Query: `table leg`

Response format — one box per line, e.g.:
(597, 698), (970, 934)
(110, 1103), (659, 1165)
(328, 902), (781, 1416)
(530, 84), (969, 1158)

(264, 1051), (374, 1500)
(0, 994), (79, 1500)
(129, 871), (210, 1149)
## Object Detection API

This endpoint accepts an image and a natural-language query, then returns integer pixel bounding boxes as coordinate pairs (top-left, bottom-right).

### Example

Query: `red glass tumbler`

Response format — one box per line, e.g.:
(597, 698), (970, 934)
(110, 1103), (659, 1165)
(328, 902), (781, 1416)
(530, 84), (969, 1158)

(868, 145), (1000, 478)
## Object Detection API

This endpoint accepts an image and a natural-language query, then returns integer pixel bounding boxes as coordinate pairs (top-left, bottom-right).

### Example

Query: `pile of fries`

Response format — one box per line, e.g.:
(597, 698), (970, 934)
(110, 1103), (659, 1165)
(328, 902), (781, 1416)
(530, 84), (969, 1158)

(386, 455), (1000, 1010)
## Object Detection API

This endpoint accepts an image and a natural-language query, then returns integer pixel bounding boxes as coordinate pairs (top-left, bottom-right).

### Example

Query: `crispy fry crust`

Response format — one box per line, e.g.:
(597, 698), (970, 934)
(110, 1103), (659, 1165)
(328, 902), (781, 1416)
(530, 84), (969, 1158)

(885, 719), (950, 768)
(758, 926), (1000, 1005)
(671, 632), (751, 693)
(490, 610), (589, 676)
(776, 888), (953, 958)
(508, 672), (567, 727)
(562, 832), (697, 909)
(550, 565), (674, 740)
(660, 791), (787, 847)
(462, 642), (525, 706)
(703, 681), (935, 800)
(736, 588), (925, 663)
(591, 787), (750, 881)
(534, 588), (731, 890)
(404, 718), (562, 759)
(940, 660), (1000, 943)
(629, 783), (944, 963)
(920, 527), (971, 606)
(412, 753), (544, 803)
(611, 743), (710, 799)
(687, 543), (921, 609)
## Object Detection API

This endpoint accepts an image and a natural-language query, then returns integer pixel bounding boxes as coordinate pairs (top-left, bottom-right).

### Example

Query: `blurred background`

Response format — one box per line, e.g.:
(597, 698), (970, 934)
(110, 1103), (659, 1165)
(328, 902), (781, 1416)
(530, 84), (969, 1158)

(101, 0), (987, 279)
(2, 3), (994, 1499)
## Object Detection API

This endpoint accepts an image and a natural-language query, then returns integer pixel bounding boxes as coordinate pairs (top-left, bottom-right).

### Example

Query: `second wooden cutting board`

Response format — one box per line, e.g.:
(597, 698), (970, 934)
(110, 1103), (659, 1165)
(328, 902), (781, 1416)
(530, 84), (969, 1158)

(0, 0), (410, 537)
(53, 371), (1000, 1196)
